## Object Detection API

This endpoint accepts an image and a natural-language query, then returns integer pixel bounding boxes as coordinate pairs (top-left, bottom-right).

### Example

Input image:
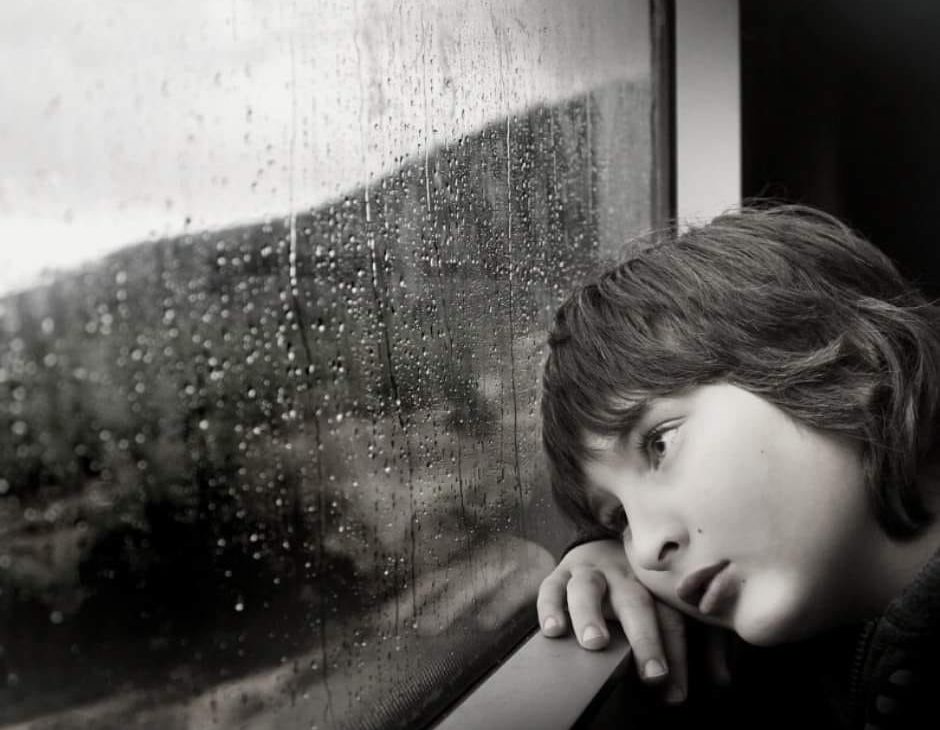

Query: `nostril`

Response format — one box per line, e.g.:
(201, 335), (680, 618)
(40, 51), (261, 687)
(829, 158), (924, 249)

(659, 541), (679, 563)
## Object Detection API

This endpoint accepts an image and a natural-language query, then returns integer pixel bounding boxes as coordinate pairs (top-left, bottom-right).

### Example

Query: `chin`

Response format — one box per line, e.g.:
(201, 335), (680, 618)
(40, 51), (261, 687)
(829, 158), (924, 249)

(735, 619), (791, 647)
(732, 596), (816, 647)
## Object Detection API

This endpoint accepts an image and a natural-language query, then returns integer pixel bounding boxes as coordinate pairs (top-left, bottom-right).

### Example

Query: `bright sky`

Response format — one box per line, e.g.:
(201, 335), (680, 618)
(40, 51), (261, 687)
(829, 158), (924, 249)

(0, 0), (649, 294)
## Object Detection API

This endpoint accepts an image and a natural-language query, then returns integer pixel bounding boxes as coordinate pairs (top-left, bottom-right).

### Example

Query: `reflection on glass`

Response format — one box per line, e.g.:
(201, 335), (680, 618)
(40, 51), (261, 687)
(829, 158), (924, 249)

(0, 1), (656, 727)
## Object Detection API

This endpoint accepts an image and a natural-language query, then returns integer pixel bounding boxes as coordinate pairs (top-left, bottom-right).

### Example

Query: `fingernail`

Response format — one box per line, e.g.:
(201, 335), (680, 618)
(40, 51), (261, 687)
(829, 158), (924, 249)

(644, 658), (668, 679)
(665, 684), (686, 704)
(581, 624), (605, 645)
(542, 616), (560, 633)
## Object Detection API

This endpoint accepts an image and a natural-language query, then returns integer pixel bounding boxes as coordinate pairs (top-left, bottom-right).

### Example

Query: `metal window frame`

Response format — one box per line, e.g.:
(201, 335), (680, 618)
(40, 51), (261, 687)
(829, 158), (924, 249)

(431, 1), (741, 726)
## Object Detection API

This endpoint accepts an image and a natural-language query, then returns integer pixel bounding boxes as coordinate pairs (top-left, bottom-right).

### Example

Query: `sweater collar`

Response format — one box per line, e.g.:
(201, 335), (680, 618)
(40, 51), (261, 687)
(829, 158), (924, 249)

(879, 543), (940, 639)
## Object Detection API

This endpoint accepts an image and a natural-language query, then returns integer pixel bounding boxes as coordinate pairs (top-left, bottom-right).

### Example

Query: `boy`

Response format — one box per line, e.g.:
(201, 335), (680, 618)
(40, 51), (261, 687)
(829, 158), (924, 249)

(537, 206), (940, 727)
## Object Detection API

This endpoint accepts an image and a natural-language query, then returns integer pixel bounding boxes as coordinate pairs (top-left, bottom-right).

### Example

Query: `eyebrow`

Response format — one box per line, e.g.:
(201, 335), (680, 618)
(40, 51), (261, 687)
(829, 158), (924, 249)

(582, 396), (653, 456)
(615, 397), (653, 437)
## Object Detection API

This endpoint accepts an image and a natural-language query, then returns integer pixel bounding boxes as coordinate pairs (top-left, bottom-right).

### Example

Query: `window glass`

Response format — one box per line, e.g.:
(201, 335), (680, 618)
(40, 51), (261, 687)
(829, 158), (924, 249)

(0, 0), (658, 727)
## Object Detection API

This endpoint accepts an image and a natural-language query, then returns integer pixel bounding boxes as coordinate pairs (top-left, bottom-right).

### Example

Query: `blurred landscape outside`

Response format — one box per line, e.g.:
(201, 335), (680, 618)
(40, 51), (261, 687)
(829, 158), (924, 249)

(0, 1), (658, 728)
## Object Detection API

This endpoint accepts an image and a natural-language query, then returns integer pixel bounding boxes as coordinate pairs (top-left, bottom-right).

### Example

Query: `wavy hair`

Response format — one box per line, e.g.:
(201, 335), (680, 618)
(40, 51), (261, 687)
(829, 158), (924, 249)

(542, 205), (940, 538)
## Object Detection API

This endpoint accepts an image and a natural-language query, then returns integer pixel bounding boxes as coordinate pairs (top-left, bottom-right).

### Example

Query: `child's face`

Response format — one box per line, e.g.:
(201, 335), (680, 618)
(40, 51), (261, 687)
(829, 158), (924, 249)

(582, 383), (879, 645)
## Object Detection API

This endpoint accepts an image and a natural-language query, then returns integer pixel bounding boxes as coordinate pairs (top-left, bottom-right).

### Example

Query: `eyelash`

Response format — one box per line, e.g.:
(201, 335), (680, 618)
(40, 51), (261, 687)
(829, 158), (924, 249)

(636, 422), (676, 467)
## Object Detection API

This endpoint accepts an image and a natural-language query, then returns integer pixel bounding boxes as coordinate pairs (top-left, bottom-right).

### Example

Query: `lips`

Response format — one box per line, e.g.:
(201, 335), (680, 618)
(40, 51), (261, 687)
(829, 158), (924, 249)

(676, 560), (730, 610)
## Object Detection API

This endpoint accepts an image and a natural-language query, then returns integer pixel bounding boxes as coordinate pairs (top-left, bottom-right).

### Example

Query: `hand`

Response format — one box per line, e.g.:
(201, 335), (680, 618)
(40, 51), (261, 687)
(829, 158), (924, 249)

(536, 538), (700, 703)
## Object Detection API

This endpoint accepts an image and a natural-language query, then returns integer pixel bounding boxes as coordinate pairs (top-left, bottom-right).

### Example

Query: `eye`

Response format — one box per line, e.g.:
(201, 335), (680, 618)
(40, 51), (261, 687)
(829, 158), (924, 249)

(640, 423), (679, 467)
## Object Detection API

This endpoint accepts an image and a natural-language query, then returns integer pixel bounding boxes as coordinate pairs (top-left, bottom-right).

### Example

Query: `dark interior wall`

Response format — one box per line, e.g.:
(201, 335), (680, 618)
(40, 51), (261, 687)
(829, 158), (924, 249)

(741, 0), (940, 295)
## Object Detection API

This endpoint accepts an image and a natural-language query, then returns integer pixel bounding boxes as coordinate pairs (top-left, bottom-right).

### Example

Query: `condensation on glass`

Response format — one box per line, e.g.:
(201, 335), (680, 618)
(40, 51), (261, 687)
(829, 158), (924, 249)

(0, 0), (657, 727)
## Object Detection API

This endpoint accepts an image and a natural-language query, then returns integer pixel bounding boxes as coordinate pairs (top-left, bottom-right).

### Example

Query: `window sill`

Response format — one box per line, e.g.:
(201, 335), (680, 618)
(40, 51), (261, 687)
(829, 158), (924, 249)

(433, 627), (632, 730)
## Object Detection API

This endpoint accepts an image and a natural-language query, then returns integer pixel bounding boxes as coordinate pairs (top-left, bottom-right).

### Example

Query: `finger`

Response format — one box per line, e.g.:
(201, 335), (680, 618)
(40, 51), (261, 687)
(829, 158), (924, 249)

(536, 568), (572, 637)
(704, 627), (733, 687)
(655, 602), (688, 704)
(566, 569), (610, 650)
(607, 583), (668, 682)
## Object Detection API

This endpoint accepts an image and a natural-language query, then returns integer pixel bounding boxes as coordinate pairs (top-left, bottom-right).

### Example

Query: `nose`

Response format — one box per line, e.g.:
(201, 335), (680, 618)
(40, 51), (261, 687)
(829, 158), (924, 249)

(627, 506), (687, 572)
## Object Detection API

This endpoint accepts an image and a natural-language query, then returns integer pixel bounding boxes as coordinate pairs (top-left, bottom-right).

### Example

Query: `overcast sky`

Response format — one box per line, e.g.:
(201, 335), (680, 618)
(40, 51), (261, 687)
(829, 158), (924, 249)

(0, 0), (649, 294)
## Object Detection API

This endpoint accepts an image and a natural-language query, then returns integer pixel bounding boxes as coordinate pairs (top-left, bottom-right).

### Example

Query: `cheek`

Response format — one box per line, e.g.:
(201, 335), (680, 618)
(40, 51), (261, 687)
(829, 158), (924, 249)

(755, 430), (866, 545)
(733, 571), (823, 645)
(674, 434), (775, 531)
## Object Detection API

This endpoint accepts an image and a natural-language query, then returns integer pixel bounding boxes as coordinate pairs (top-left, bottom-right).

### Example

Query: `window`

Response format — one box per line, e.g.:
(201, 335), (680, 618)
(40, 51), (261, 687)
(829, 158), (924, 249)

(0, 1), (662, 727)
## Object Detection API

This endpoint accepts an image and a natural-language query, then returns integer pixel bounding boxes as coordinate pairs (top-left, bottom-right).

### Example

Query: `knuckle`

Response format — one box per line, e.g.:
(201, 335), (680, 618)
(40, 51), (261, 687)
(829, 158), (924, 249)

(535, 596), (565, 616)
(657, 607), (686, 633)
(567, 568), (607, 593)
(609, 561), (636, 579)
(539, 570), (571, 594)
(536, 587), (565, 610)
(535, 596), (557, 616)
(539, 575), (569, 596)
(625, 630), (660, 654)
(609, 584), (654, 612)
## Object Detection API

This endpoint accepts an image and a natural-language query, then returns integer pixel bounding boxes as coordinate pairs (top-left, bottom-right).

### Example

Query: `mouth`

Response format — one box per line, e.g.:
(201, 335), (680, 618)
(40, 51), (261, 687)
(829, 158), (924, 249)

(676, 560), (731, 614)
